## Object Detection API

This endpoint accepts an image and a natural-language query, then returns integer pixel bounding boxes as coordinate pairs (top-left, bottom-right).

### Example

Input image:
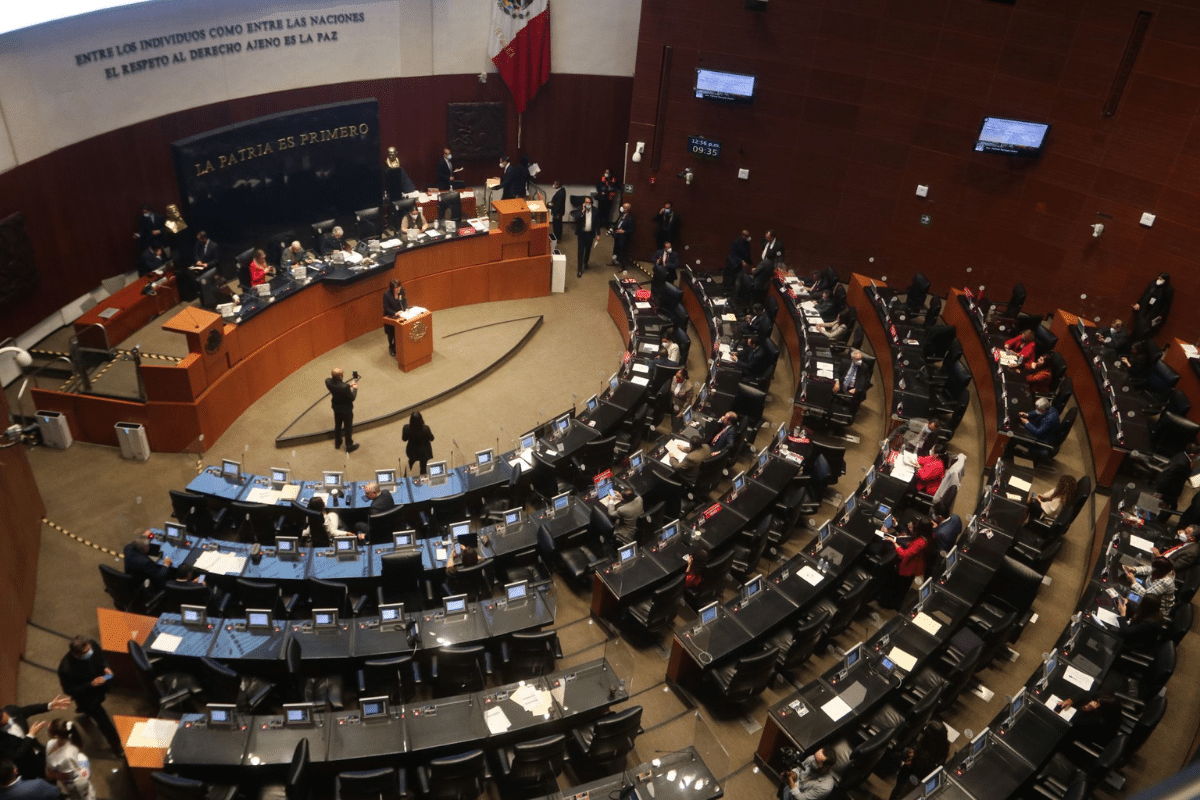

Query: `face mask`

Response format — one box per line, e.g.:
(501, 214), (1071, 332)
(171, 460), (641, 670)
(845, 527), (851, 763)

(80, 648), (94, 659)
(665, 247), (671, 252)
(1157, 279), (1165, 285)
(1179, 532), (1190, 542)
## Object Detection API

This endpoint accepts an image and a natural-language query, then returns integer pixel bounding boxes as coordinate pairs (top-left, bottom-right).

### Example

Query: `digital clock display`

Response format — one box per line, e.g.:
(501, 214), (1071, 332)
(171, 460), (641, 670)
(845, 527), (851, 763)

(687, 136), (721, 158)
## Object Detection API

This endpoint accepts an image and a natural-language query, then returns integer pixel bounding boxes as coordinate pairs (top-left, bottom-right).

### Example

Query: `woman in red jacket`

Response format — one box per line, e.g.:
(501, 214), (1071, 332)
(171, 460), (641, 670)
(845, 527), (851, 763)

(916, 443), (949, 495)
(880, 519), (934, 609)
(1005, 329), (1036, 362)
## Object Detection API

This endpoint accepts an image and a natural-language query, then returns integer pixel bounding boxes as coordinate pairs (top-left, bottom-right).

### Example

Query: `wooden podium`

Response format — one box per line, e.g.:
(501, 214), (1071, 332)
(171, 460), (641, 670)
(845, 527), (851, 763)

(387, 310), (433, 372)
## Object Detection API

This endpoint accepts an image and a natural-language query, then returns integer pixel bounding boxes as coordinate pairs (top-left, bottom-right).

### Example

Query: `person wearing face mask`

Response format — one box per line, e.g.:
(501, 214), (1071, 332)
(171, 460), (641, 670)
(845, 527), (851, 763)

(653, 201), (680, 249)
(548, 180), (566, 243)
(1132, 272), (1173, 339)
(134, 203), (166, 251)
(652, 241), (679, 284)
(596, 169), (619, 230)
(382, 279), (408, 356)
(572, 198), (600, 277)
(56, 638), (123, 757)
(499, 155), (527, 200)
(724, 229), (753, 288)
(1152, 525), (1200, 571)
(436, 146), (464, 190)
(400, 204), (429, 234)
(611, 202), (635, 267)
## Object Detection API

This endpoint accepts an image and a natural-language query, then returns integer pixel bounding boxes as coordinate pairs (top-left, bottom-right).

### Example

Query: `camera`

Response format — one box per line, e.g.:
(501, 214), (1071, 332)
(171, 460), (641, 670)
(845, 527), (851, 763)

(780, 747), (805, 771)
(352, 370), (360, 381)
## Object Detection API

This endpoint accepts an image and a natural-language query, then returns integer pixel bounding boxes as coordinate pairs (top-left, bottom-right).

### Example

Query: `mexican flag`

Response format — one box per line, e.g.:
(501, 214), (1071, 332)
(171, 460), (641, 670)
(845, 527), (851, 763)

(489, 0), (551, 113)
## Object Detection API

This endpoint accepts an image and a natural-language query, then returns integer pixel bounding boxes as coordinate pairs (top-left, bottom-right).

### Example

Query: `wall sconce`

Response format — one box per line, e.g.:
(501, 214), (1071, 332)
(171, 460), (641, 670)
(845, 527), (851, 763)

(631, 142), (645, 164)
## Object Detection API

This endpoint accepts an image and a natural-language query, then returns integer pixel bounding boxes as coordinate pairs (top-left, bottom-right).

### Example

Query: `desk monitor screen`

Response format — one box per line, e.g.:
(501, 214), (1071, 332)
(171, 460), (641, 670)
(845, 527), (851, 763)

(585, 394), (599, 413)
(596, 477), (612, 500)
(659, 521), (680, 547)
(392, 530), (415, 548)
(699, 601), (720, 626)
(844, 641), (864, 671)
(920, 767), (943, 798)
(247, 609), (272, 630)
(449, 521), (472, 542)
(379, 603), (403, 623)
(520, 432), (537, 450)
(323, 471), (343, 487)
(221, 459), (241, 479)
(276, 536), (299, 554)
(283, 703), (314, 726)
(698, 384), (709, 405)
(505, 581), (529, 602)
(360, 696), (388, 719)
(818, 522), (831, 548)
(428, 461), (447, 479)
(842, 495), (857, 521)
(313, 609), (338, 629)
(443, 594), (468, 616)
(741, 575), (764, 603)
(970, 728), (989, 758)
(1006, 689), (1027, 727)
(334, 535), (357, 555)
(619, 543), (637, 563)
(628, 451), (643, 471)
(552, 492), (570, 513)
(375, 469), (396, 486)
(1040, 651), (1058, 689)
(865, 468), (877, 491)
(164, 521), (186, 543)
(180, 604), (207, 627)
(755, 449), (769, 473)
(475, 449), (493, 466)
(207, 703), (236, 727)
(877, 503), (891, 519)
(553, 414), (571, 435)
(609, 373), (620, 393)
(918, 578), (933, 607)
(776, 422), (787, 446)
(270, 467), (289, 484)
(731, 471), (746, 493)
(503, 508), (522, 527)
(942, 547), (958, 579)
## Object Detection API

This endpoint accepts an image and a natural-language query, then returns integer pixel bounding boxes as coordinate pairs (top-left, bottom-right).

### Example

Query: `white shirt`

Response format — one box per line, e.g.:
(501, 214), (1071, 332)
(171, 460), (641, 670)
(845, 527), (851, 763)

(583, 208), (593, 233)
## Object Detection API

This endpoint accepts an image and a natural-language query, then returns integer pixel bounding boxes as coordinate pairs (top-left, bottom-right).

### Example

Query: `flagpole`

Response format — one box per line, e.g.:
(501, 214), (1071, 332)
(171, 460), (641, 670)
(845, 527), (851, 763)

(517, 112), (523, 149)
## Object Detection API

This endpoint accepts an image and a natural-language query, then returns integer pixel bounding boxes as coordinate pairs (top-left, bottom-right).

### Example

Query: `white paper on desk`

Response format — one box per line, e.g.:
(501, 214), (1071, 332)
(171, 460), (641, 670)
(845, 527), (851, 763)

(193, 551), (223, 572)
(631, 376), (649, 386)
(665, 440), (689, 461)
(912, 612), (943, 635)
(436, 548), (448, 561)
(513, 685), (553, 716)
(712, 297), (727, 306)
(816, 365), (834, 379)
(469, 219), (490, 233)
(722, 313), (737, 322)
(888, 648), (918, 673)
(380, 238), (402, 249)
(245, 488), (280, 505)
(891, 463), (915, 482)
(484, 706), (511, 734)
(635, 302), (652, 310)
(1044, 695), (1078, 721)
(507, 452), (534, 470)
(1008, 476), (1032, 492)
(632, 363), (650, 374)
(312, 491), (330, 504)
(127, 719), (177, 749)
(1006, 493), (1024, 502)
(214, 554), (245, 575)
(801, 301), (817, 311)
(821, 696), (853, 721)
(279, 485), (300, 501)
(1182, 343), (1199, 358)
(1128, 534), (1154, 552)
(1094, 607), (1120, 627)
(1063, 665), (1095, 691)
(1190, 473), (1200, 490)
(150, 633), (183, 653)
(798, 566), (823, 586)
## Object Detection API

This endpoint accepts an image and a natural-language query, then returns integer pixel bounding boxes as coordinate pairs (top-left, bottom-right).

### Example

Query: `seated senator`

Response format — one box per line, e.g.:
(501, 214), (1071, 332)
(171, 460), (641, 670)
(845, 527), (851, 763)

(248, 248), (274, 286)
(832, 349), (871, 406)
(1005, 329), (1037, 362)
(1019, 397), (1060, 442)
(400, 205), (430, 234)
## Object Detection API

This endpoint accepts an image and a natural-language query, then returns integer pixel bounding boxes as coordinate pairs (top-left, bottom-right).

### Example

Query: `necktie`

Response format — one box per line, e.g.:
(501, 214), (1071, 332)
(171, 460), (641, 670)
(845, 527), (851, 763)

(846, 364), (857, 391)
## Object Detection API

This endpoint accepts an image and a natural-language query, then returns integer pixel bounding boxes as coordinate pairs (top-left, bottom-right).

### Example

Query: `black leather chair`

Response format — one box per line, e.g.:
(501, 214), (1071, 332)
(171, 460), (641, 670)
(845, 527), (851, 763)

(285, 638), (344, 709)
(336, 766), (405, 800)
(306, 576), (367, 617)
(162, 580), (227, 617)
(151, 771), (237, 800)
(1117, 640), (1175, 709)
(377, 551), (434, 610)
(499, 630), (562, 680)
(200, 656), (275, 712)
(169, 488), (222, 533)
(706, 646), (779, 705)
(235, 247), (255, 291)
(1034, 325), (1058, 356)
(568, 706), (643, 773)
(100, 563), (158, 614)
(417, 749), (488, 800)
(766, 608), (831, 676)
(354, 206), (382, 240)
(904, 272), (930, 312)
(129, 639), (201, 714)
(235, 577), (299, 620)
(818, 573), (871, 645)
(967, 556), (1042, 644)
(683, 548), (735, 611)
(548, 524), (613, 589)
(366, 505), (407, 544)
(356, 654), (421, 703)
(230, 500), (281, 544)
(830, 724), (896, 791)
(730, 515), (772, 581)
(442, 559), (496, 603)
(257, 738), (310, 800)
(624, 573), (687, 637)
(1032, 735), (1126, 798)
(430, 644), (491, 695)
(495, 734), (567, 798)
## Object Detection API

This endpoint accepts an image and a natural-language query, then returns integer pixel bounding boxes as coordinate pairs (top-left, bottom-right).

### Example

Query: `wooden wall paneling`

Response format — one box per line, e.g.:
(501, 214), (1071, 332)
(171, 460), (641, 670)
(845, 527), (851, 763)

(145, 403), (203, 453)
(451, 264), (491, 308)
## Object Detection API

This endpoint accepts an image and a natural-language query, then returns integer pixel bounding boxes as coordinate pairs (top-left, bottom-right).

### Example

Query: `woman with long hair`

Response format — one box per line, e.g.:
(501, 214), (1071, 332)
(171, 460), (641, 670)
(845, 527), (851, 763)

(403, 411), (436, 475)
(1033, 474), (1077, 521)
(881, 518), (934, 610)
(45, 719), (95, 800)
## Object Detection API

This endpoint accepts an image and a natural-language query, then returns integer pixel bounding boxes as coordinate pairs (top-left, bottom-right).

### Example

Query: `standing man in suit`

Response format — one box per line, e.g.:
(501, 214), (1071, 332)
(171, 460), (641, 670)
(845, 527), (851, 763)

(1154, 443), (1200, 510)
(548, 181), (566, 244)
(596, 169), (618, 231)
(0, 696), (70, 780)
(499, 155), (526, 199)
(752, 230), (783, 302)
(134, 204), (166, 251)
(326, 368), (359, 453)
(653, 201), (680, 250)
(573, 197), (600, 278)
(761, 229), (784, 267)
(611, 203), (635, 267)
(724, 229), (753, 288)
(57, 637), (123, 757)
(382, 279), (407, 356)
(437, 147), (464, 190)
(652, 241), (680, 283)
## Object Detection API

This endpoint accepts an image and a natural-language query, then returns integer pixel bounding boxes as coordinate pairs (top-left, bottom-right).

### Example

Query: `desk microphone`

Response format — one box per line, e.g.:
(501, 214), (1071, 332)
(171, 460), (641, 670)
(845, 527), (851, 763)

(453, 439), (466, 467)
(651, 748), (697, 762)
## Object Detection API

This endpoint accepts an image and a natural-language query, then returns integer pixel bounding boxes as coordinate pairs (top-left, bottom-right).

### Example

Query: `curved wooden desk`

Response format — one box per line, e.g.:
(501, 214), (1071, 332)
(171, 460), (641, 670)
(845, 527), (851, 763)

(32, 203), (550, 452)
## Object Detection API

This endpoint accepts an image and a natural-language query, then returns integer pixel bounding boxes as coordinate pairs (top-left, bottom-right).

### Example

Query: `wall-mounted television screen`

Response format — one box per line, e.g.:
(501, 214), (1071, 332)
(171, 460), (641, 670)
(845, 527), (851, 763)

(694, 69), (756, 103)
(974, 117), (1050, 157)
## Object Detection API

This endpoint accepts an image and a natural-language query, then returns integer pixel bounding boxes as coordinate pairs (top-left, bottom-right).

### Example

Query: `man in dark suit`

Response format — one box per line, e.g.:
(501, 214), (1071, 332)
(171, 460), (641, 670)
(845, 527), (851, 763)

(192, 230), (219, 272)
(760, 229), (784, 266)
(652, 242), (679, 283)
(1096, 318), (1130, 354)
(653, 201), (680, 249)
(611, 203), (635, 267)
(138, 245), (166, 277)
(596, 169), (618, 230)
(437, 147), (464, 190)
(320, 226), (345, 255)
(724, 230), (753, 288)
(751, 233), (781, 302)
(355, 482), (396, 538)
(123, 535), (173, 591)
(499, 156), (526, 200)
(674, 439), (712, 485)
(57, 637), (123, 756)
(709, 411), (739, 457)
(737, 337), (775, 383)
(0, 695), (69, 780)
(1154, 444), (1200, 509)
(832, 349), (871, 408)
(1153, 526), (1200, 571)
(0, 759), (58, 799)
(135, 204), (166, 250)
(573, 198), (600, 277)
(326, 367), (359, 453)
(548, 181), (566, 243)
(740, 303), (773, 341)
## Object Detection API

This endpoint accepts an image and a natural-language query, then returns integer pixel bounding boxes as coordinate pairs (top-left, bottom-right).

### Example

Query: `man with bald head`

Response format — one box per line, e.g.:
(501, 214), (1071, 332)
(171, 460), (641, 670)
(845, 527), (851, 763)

(355, 482), (395, 540)
(326, 368), (359, 453)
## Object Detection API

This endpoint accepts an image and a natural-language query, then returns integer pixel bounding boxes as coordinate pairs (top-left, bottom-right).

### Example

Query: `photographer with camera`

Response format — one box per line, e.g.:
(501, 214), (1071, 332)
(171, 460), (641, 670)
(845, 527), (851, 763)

(778, 747), (836, 800)
(326, 367), (359, 453)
